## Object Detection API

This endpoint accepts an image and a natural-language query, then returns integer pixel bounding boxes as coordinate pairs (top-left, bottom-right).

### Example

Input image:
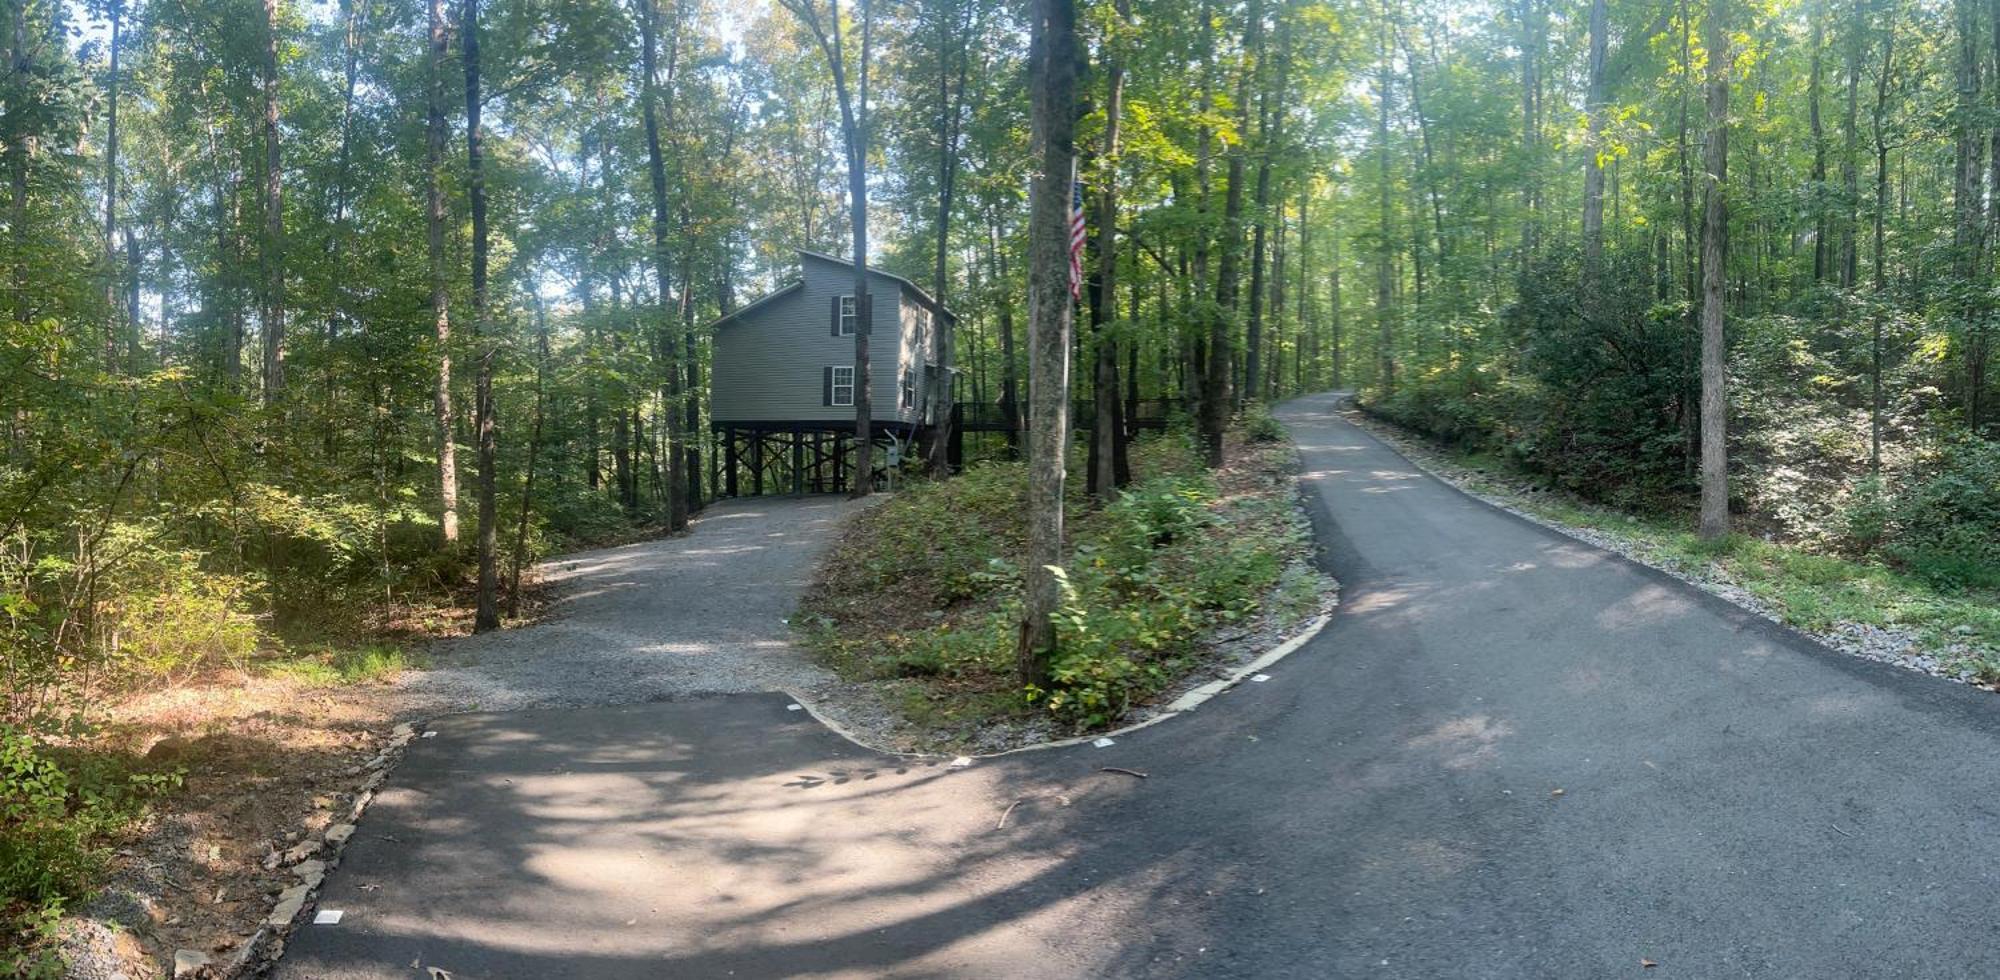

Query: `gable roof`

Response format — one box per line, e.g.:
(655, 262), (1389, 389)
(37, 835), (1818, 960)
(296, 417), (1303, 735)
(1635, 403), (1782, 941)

(796, 250), (955, 322)
(706, 280), (803, 331)
(709, 249), (958, 331)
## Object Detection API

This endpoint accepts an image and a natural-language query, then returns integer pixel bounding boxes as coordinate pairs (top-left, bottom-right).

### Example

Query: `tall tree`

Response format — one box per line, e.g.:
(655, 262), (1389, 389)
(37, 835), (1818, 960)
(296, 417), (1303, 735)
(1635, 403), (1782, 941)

(925, 0), (974, 478)
(1086, 0), (1131, 498)
(1016, 0), (1077, 687)
(1697, 0), (1731, 540)
(427, 0), (458, 545)
(1580, 0), (1608, 282)
(779, 0), (875, 496)
(640, 0), (687, 529)
(259, 0), (285, 405)
(464, 0), (500, 630)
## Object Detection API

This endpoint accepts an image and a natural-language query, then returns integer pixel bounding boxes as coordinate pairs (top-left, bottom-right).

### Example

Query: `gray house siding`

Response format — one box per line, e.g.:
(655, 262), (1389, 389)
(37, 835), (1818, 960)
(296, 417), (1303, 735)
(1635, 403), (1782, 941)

(711, 252), (946, 427)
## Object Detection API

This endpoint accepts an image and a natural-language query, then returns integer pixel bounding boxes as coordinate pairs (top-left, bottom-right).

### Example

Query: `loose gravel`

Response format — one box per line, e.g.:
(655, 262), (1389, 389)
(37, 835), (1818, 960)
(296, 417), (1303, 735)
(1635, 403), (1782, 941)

(397, 496), (881, 717)
(1343, 404), (2000, 691)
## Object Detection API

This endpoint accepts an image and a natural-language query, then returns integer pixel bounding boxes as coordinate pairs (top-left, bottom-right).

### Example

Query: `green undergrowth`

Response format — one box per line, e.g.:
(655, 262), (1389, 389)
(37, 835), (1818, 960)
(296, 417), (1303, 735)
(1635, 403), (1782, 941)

(1, 727), (182, 976)
(1398, 433), (2000, 680)
(258, 643), (427, 686)
(798, 421), (1331, 747)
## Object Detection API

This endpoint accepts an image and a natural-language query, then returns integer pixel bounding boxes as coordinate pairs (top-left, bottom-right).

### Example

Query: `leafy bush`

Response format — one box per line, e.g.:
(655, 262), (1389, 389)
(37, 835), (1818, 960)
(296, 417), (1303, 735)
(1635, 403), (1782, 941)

(1372, 246), (1698, 511)
(96, 529), (260, 680)
(0, 728), (178, 973)
(3, 523), (263, 721)
(1242, 404), (1287, 443)
(1883, 438), (2000, 590)
(1100, 475), (1216, 561)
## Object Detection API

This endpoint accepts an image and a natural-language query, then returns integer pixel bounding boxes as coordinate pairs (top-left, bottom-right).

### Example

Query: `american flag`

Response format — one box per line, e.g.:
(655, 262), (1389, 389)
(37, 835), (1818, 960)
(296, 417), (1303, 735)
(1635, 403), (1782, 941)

(1068, 176), (1087, 303)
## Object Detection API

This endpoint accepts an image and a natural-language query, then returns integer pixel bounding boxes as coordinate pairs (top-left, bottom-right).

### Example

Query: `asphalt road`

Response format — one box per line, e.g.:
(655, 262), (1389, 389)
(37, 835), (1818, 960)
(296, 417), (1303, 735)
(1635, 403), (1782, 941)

(278, 390), (2000, 979)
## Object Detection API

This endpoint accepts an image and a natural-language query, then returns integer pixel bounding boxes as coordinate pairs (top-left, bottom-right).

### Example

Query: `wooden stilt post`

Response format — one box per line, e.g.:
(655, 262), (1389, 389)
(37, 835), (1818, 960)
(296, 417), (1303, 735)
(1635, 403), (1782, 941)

(724, 427), (739, 497)
(792, 430), (804, 495)
(751, 431), (764, 496)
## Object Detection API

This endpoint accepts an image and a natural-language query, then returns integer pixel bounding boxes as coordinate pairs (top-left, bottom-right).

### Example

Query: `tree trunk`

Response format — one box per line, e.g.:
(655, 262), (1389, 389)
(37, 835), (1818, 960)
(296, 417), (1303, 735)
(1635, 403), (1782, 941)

(1697, 0), (1731, 541)
(1581, 0), (1609, 282)
(1087, 0), (1130, 499)
(1328, 195), (1342, 388)
(508, 297), (549, 617)
(1809, 3), (1827, 282)
(640, 0), (687, 529)
(427, 0), (458, 545)
(927, 0), (973, 478)
(102, 0), (123, 368)
(1244, 0), (1277, 406)
(1204, 0), (1261, 465)
(260, 0), (286, 406)
(992, 217), (1020, 453)
(1517, 0), (1541, 264)
(464, 0), (501, 630)
(1375, 0), (1395, 396)
(1957, 0), (1987, 429)
(1871, 23), (1894, 472)
(795, 0), (874, 494)
(1016, 0), (1078, 689)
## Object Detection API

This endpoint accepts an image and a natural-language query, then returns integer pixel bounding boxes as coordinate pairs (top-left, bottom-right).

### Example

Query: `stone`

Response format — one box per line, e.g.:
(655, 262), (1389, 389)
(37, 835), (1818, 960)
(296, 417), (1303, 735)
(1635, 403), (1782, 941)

(391, 723), (415, 738)
(324, 823), (356, 846)
(267, 884), (310, 928)
(172, 948), (213, 978)
(293, 859), (326, 889)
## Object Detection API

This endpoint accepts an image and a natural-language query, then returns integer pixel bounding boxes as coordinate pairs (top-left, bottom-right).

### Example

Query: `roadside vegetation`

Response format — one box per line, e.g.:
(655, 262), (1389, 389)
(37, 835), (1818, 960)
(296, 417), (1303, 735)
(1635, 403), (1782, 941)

(798, 416), (1334, 750)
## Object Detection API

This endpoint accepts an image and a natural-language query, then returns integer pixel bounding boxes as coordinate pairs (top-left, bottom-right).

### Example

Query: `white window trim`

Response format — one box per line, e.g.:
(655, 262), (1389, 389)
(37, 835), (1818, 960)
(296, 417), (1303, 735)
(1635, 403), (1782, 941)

(831, 365), (855, 407)
(838, 295), (857, 336)
(900, 367), (915, 410)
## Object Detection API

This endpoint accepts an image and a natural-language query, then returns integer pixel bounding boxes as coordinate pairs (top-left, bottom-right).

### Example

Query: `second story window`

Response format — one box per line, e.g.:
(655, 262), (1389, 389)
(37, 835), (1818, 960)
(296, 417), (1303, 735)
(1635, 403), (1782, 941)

(901, 368), (915, 409)
(838, 295), (857, 336)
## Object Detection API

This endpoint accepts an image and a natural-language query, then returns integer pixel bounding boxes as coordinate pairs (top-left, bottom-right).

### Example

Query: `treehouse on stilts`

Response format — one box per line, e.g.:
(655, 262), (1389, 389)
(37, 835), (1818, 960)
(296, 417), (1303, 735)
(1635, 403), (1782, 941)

(708, 250), (956, 496)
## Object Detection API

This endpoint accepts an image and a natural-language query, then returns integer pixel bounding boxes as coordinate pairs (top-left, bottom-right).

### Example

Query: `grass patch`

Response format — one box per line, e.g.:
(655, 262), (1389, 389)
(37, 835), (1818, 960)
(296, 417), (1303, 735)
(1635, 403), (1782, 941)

(259, 643), (426, 686)
(798, 422), (1332, 748)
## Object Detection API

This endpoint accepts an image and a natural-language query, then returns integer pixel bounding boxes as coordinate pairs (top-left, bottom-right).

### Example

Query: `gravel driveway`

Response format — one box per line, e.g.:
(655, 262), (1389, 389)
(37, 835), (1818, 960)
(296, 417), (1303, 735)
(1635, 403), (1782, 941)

(398, 495), (864, 715)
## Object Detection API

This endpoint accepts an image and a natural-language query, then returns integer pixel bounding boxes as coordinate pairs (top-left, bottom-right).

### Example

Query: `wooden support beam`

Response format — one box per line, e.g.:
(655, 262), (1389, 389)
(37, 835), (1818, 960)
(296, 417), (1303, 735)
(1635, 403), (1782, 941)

(792, 431), (804, 495)
(724, 427), (739, 497)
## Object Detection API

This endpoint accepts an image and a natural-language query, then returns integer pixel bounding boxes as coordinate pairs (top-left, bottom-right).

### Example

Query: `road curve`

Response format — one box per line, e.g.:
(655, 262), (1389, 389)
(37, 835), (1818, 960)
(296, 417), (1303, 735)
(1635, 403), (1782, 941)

(279, 390), (2000, 979)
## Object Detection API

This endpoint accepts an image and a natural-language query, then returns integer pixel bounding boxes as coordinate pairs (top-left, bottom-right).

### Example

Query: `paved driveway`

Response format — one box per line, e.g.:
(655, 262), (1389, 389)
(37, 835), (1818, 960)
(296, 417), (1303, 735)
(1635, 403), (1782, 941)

(280, 392), (2000, 979)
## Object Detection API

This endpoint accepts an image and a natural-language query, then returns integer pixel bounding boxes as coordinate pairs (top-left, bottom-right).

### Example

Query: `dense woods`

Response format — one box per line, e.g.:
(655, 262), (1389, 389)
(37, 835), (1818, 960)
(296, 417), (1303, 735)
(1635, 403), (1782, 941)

(5, 0), (2000, 952)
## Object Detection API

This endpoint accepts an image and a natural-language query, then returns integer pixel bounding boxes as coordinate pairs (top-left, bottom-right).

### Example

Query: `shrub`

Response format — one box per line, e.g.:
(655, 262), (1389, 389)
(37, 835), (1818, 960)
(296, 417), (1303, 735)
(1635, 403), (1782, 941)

(0, 728), (178, 974)
(1242, 405), (1287, 443)
(1884, 438), (2000, 590)
(1100, 475), (1216, 564)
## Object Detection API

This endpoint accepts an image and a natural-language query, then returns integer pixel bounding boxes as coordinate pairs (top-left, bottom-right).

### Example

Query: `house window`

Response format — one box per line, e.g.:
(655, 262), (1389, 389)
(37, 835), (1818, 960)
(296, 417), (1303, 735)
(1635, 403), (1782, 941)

(838, 295), (857, 336)
(901, 368), (915, 410)
(830, 366), (855, 407)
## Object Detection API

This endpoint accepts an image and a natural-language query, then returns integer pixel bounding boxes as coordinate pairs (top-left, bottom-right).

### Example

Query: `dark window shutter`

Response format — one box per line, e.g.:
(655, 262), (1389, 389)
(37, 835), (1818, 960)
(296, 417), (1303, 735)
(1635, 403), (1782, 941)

(831, 295), (841, 336)
(823, 366), (833, 406)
